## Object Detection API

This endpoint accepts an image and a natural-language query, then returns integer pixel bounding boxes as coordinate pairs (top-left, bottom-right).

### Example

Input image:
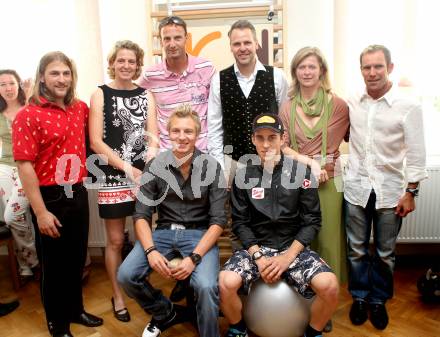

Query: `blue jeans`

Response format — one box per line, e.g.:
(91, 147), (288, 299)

(118, 229), (220, 337)
(345, 191), (402, 304)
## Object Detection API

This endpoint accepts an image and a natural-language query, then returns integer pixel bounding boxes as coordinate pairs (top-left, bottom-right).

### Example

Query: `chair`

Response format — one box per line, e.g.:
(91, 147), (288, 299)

(0, 221), (21, 291)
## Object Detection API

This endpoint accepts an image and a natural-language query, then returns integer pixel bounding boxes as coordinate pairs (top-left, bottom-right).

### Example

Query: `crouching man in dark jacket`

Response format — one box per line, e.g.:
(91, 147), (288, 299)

(219, 113), (339, 337)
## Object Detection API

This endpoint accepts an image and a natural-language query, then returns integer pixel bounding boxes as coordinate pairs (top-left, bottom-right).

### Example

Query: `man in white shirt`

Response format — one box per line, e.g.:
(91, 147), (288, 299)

(344, 44), (427, 331)
(207, 19), (288, 169)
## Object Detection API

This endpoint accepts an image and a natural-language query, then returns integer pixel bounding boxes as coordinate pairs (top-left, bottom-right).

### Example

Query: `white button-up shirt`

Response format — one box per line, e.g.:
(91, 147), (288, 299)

(207, 60), (288, 165)
(344, 84), (428, 209)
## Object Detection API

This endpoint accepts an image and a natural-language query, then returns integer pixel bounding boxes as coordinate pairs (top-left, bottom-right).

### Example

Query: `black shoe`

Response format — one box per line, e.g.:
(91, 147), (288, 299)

(48, 323), (73, 337)
(170, 279), (190, 302)
(72, 311), (103, 327)
(349, 300), (368, 325)
(53, 332), (73, 337)
(142, 304), (189, 337)
(369, 303), (388, 330)
(323, 319), (333, 332)
(0, 300), (19, 317)
(111, 297), (131, 322)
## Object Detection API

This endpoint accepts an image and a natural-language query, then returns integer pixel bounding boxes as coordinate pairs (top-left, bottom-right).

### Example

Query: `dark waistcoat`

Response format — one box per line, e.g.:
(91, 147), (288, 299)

(220, 65), (277, 161)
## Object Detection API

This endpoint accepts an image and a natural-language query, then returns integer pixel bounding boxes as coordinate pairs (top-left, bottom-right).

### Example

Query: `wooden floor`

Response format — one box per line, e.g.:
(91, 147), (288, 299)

(1, 255), (439, 337)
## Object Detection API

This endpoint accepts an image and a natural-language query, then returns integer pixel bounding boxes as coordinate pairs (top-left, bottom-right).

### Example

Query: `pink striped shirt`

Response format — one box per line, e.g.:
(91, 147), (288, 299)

(139, 55), (215, 151)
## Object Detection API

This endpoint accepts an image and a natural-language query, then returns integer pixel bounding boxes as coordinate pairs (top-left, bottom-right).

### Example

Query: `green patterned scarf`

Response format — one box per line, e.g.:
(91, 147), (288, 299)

(297, 86), (325, 117)
(289, 87), (332, 168)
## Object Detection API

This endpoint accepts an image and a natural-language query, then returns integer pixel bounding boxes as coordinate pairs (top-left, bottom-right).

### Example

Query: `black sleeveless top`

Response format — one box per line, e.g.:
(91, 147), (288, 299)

(95, 85), (149, 218)
(99, 84), (148, 173)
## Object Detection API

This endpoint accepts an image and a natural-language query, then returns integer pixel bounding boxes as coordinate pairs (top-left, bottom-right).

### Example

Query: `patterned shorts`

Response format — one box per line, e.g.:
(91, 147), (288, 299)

(222, 247), (332, 299)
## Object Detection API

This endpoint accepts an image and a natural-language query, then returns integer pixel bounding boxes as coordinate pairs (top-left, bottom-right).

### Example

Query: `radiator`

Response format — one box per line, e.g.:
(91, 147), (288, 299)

(87, 189), (105, 247)
(398, 167), (440, 243)
(87, 189), (134, 247)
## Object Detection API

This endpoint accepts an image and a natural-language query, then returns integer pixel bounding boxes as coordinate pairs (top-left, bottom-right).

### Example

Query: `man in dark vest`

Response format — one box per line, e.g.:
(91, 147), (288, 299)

(207, 20), (288, 177)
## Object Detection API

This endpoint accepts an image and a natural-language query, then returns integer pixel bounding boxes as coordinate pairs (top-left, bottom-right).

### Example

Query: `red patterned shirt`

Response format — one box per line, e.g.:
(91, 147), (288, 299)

(12, 97), (89, 186)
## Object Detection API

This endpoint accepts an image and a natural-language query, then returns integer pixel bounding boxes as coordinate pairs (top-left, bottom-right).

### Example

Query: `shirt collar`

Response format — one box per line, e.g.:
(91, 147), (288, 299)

(233, 58), (266, 78)
(160, 147), (202, 172)
(162, 54), (195, 78)
(32, 96), (69, 111)
(360, 82), (396, 107)
(253, 153), (285, 173)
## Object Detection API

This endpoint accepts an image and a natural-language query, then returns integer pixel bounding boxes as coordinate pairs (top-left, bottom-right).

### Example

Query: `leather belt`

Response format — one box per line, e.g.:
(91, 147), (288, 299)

(158, 223), (208, 230)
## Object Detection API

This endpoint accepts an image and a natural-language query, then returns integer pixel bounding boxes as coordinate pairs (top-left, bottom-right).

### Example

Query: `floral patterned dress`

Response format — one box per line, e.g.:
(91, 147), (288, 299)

(96, 85), (148, 218)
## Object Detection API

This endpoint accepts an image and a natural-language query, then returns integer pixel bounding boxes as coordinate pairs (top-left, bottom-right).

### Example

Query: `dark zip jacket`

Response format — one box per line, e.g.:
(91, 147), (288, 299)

(231, 154), (321, 250)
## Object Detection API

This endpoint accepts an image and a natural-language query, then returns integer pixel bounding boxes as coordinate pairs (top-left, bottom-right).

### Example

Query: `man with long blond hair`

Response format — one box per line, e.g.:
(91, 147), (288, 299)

(12, 51), (102, 337)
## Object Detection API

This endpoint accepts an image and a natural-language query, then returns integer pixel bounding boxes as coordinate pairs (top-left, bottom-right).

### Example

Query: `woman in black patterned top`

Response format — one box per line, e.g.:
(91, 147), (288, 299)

(89, 40), (157, 322)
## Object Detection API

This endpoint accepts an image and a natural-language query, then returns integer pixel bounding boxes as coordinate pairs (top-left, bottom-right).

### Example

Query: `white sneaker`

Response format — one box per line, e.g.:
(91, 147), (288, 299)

(142, 321), (161, 337)
(142, 306), (186, 337)
(20, 266), (33, 277)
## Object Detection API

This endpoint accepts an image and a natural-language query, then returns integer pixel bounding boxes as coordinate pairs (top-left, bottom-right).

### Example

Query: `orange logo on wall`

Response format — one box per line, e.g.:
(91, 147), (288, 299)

(185, 32), (222, 56)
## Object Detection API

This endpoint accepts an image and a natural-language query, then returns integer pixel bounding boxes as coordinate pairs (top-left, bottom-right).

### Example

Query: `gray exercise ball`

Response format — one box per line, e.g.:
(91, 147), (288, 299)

(243, 279), (310, 337)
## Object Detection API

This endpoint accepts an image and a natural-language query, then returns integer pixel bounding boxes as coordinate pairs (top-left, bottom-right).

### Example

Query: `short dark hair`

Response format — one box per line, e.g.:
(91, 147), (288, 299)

(360, 44), (392, 66)
(158, 16), (187, 37)
(228, 19), (257, 41)
(0, 69), (26, 112)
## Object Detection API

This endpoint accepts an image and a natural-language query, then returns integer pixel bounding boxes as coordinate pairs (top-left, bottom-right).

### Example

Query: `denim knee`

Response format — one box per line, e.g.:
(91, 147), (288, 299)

(193, 279), (219, 306)
(117, 260), (134, 289)
(195, 281), (218, 295)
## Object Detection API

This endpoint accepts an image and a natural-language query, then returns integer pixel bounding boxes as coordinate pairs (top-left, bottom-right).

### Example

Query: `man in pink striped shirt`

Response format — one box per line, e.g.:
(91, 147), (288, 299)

(139, 16), (215, 153)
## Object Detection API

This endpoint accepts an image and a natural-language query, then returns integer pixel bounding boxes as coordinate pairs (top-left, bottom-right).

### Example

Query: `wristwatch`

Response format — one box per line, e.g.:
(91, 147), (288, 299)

(189, 252), (202, 266)
(252, 250), (264, 261)
(406, 187), (419, 197)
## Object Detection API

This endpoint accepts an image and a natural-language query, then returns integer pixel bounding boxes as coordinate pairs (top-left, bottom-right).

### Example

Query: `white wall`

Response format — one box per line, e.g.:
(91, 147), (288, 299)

(73, 0), (104, 102)
(0, 0), (152, 102)
(284, 0), (334, 86)
(1, 0), (77, 78)
(98, 0), (152, 81)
